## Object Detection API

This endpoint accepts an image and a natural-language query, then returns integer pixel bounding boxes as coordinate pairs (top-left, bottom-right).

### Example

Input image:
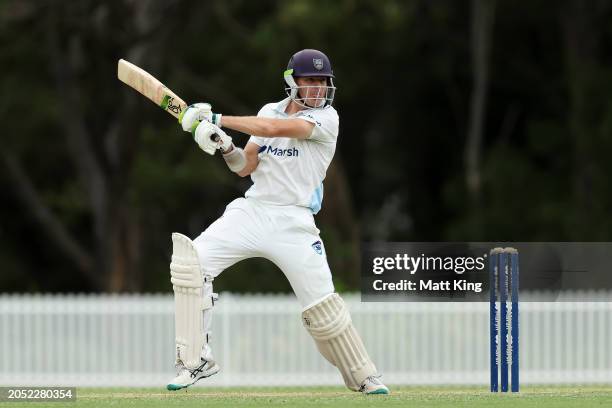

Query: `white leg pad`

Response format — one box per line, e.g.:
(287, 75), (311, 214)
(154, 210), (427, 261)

(302, 293), (378, 391)
(170, 233), (217, 369)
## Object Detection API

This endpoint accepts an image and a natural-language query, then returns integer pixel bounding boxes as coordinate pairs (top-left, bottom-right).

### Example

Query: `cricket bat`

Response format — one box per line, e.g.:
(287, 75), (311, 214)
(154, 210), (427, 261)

(117, 59), (187, 119)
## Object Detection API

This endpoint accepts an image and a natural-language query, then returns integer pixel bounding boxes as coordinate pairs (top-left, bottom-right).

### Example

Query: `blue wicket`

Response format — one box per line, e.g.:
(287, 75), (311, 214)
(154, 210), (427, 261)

(510, 250), (520, 392)
(489, 247), (519, 393)
(489, 251), (498, 392)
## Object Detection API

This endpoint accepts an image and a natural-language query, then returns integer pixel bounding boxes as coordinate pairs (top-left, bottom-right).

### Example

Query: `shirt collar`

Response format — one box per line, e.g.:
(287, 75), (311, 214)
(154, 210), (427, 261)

(272, 97), (292, 116)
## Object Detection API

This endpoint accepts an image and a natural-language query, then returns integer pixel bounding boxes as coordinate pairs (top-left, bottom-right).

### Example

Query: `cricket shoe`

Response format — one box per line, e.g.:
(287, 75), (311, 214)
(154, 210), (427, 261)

(359, 375), (390, 395)
(166, 359), (220, 391)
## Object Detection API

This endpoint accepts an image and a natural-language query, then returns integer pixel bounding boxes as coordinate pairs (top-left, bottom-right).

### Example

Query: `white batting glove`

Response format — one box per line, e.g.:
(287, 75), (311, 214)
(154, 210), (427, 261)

(194, 121), (233, 155)
(178, 103), (222, 132)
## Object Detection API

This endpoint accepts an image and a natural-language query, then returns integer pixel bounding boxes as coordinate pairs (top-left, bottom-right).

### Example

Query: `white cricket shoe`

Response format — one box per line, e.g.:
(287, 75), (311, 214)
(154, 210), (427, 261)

(359, 375), (390, 395)
(166, 359), (220, 391)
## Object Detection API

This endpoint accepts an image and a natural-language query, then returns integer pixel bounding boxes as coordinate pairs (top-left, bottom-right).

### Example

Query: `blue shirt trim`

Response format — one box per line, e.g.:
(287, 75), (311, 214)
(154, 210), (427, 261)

(309, 183), (324, 214)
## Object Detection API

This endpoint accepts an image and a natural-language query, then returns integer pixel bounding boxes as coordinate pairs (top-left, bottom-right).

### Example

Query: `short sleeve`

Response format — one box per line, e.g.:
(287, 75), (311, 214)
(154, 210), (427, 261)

(296, 107), (339, 144)
(248, 135), (265, 146)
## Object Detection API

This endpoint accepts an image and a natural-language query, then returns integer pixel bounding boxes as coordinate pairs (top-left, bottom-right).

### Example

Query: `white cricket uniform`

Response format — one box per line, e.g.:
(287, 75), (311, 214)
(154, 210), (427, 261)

(193, 98), (339, 309)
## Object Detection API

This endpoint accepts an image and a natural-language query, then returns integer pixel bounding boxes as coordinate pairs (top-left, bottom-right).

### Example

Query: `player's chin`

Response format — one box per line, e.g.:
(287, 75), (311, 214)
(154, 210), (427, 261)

(305, 99), (325, 109)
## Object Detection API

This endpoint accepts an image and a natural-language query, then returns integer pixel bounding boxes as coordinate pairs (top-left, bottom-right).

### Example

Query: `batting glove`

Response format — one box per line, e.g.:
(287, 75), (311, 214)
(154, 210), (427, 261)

(194, 121), (233, 155)
(179, 103), (222, 133)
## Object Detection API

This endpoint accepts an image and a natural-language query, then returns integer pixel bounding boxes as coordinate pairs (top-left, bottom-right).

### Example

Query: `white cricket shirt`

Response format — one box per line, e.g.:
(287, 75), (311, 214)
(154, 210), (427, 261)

(245, 97), (339, 214)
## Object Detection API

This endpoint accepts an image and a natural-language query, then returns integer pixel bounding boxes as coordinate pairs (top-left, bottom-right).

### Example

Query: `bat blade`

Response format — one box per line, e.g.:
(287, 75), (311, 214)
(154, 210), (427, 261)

(117, 59), (187, 118)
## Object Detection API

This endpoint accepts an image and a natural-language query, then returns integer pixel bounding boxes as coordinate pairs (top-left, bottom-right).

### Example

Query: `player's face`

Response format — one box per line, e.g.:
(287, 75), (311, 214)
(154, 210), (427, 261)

(296, 77), (328, 108)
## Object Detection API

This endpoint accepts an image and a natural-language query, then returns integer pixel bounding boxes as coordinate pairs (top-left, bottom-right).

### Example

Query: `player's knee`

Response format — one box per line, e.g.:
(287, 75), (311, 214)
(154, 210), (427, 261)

(170, 233), (201, 287)
(302, 293), (351, 339)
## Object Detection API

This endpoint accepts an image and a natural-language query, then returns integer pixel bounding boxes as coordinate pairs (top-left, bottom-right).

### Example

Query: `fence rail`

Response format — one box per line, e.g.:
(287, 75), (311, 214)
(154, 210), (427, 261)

(1, 293), (611, 387)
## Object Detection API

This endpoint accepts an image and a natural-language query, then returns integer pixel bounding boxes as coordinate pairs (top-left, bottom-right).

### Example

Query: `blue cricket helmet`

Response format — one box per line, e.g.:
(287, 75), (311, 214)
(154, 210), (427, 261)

(284, 49), (336, 108)
(287, 49), (335, 78)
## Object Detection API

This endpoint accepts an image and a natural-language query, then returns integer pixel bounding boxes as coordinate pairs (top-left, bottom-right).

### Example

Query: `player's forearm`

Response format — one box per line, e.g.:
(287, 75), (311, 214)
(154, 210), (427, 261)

(221, 116), (312, 139)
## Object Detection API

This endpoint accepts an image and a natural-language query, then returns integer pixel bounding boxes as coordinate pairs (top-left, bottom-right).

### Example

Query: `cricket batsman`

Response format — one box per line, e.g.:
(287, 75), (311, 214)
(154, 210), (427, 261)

(167, 49), (389, 395)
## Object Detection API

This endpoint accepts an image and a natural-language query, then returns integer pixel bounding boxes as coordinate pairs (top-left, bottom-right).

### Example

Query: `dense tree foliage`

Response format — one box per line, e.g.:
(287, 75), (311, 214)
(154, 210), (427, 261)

(1, 0), (612, 293)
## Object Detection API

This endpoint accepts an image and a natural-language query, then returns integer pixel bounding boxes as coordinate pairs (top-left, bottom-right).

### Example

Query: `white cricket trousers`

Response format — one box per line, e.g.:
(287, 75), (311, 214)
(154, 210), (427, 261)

(193, 197), (335, 309)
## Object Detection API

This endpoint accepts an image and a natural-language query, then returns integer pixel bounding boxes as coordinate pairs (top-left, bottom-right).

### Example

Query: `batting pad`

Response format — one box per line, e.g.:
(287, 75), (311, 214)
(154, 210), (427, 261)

(302, 293), (378, 390)
(170, 233), (215, 369)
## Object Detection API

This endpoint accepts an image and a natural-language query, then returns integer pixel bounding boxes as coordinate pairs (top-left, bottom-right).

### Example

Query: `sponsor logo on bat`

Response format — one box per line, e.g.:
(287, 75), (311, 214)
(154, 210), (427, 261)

(161, 94), (182, 115)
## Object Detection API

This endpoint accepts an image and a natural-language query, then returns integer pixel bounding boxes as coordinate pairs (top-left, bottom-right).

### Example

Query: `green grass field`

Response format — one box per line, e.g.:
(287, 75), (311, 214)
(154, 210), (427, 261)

(2, 386), (611, 408)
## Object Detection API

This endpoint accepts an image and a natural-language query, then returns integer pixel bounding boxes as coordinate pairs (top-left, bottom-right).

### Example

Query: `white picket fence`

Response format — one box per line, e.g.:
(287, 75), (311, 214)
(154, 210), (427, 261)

(0, 292), (611, 387)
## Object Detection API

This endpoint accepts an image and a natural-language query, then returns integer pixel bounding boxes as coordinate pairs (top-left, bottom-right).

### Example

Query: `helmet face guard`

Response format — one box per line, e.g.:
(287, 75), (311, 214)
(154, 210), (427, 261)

(284, 49), (336, 109)
(284, 69), (336, 109)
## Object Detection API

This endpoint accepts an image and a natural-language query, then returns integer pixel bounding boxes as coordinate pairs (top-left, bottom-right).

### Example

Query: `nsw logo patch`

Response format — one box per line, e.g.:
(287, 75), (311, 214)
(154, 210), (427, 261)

(311, 240), (323, 255)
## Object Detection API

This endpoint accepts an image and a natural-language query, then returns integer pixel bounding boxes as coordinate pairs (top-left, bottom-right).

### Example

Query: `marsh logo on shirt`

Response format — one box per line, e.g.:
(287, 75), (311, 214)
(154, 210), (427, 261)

(258, 145), (300, 157)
